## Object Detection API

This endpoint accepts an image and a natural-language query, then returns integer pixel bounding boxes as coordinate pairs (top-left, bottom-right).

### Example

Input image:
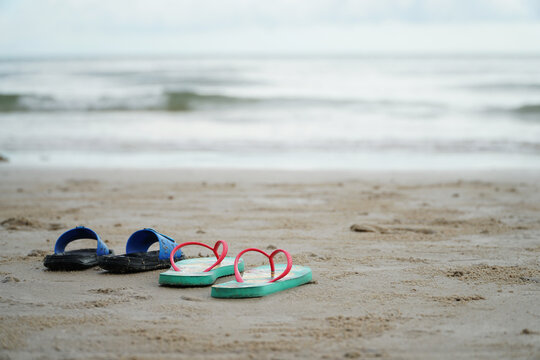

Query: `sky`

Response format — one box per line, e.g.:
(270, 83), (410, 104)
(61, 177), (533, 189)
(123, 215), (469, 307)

(1, 0), (540, 56)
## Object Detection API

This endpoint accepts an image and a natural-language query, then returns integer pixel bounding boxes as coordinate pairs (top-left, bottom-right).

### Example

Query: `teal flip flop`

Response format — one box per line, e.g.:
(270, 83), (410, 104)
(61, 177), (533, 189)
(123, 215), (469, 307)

(159, 240), (243, 286)
(211, 248), (312, 298)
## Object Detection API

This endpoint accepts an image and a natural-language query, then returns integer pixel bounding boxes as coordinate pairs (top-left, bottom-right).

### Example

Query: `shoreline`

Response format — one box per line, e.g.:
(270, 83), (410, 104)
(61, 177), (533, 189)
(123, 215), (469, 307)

(2, 165), (540, 181)
(1, 149), (539, 172)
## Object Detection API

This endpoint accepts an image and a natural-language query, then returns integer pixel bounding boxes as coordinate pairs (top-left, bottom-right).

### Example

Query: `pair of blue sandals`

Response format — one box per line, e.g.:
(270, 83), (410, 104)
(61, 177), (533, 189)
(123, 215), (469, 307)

(43, 226), (312, 298)
(43, 226), (180, 273)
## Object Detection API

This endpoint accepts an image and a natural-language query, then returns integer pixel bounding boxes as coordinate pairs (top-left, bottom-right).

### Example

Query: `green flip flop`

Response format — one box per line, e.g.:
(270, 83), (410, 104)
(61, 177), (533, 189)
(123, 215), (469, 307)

(159, 240), (243, 286)
(211, 248), (312, 298)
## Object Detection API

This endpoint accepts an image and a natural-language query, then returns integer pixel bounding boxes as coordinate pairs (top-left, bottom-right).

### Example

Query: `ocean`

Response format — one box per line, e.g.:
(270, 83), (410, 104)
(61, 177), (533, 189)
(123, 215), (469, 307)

(0, 55), (539, 170)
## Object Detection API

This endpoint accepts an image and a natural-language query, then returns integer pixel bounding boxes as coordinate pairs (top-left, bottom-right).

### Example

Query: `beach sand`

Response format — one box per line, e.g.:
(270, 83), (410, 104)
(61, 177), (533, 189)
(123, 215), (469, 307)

(0, 167), (539, 359)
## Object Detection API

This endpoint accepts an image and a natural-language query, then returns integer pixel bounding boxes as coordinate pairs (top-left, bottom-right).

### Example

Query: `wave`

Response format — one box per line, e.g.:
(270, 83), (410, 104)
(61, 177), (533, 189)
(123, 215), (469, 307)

(0, 93), (60, 112)
(465, 83), (540, 91)
(512, 104), (540, 114)
(0, 91), (446, 113)
(484, 103), (540, 119)
(80, 72), (256, 88)
(0, 94), (19, 111)
(164, 91), (255, 111)
(0, 92), (257, 112)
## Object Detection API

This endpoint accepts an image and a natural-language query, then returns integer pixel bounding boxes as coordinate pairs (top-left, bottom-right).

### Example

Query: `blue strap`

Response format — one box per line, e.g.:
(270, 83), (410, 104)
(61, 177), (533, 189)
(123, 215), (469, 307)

(125, 228), (181, 260)
(54, 226), (110, 256)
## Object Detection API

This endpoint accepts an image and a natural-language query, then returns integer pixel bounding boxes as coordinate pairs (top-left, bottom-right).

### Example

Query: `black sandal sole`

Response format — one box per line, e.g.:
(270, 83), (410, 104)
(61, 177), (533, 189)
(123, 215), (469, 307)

(98, 250), (185, 273)
(43, 249), (113, 271)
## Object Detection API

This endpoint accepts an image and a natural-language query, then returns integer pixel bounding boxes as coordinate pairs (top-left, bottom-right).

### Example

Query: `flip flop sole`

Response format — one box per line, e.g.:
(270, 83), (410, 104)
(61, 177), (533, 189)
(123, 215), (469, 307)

(159, 257), (244, 286)
(211, 264), (312, 298)
(44, 249), (104, 271)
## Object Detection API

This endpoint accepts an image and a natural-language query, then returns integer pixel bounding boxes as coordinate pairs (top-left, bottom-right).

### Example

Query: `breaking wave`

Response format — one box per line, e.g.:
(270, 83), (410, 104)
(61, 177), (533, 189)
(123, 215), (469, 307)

(0, 91), (444, 113)
(511, 103), (540, 114)
(0, 92), (256, 112)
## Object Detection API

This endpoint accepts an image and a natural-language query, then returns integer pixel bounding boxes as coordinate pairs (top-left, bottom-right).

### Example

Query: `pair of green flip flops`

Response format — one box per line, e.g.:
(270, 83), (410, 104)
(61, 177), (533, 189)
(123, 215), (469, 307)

(159, 241), (312, 298)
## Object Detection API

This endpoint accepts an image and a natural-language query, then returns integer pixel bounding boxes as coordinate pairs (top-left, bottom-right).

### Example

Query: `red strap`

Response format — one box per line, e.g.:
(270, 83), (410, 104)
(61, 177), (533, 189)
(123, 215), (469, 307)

(169, 240), (228, 272)
(233, 248), (292, 283)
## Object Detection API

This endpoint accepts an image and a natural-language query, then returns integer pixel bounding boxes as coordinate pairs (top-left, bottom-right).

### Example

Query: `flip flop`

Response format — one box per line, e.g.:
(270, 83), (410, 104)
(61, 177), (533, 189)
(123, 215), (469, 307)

(43, 226), (113, 271)
(211, 248), (312, 298)
(98, 228), (183, 273)
(159, 240), (244, 286)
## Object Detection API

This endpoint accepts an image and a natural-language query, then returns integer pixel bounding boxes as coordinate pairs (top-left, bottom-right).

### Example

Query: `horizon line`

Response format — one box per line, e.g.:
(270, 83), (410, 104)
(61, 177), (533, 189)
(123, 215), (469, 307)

(2, 51), (540, 61)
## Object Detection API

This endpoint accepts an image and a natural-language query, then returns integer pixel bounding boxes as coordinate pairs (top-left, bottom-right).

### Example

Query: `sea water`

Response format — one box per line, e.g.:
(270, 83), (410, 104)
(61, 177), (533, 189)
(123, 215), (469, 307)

(0, 55), (539, 169)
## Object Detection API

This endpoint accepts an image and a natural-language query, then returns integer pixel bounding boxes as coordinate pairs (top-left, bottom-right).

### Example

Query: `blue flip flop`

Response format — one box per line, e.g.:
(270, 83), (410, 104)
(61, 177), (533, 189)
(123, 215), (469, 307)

(98, 228), (184, 273)
(43, 226), (113, 271)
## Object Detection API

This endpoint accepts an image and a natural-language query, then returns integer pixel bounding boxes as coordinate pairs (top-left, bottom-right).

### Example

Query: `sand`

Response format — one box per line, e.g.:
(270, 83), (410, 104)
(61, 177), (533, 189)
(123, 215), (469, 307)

(0, 167), (539, 359)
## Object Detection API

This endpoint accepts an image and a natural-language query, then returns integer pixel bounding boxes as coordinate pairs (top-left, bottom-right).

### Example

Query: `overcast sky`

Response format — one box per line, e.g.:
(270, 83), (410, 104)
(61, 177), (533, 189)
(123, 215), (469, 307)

(1, 0), (540, 56)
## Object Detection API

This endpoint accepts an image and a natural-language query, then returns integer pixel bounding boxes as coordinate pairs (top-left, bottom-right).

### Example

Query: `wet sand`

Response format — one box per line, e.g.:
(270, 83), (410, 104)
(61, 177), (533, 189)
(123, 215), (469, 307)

(1, 167), (539, 359)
